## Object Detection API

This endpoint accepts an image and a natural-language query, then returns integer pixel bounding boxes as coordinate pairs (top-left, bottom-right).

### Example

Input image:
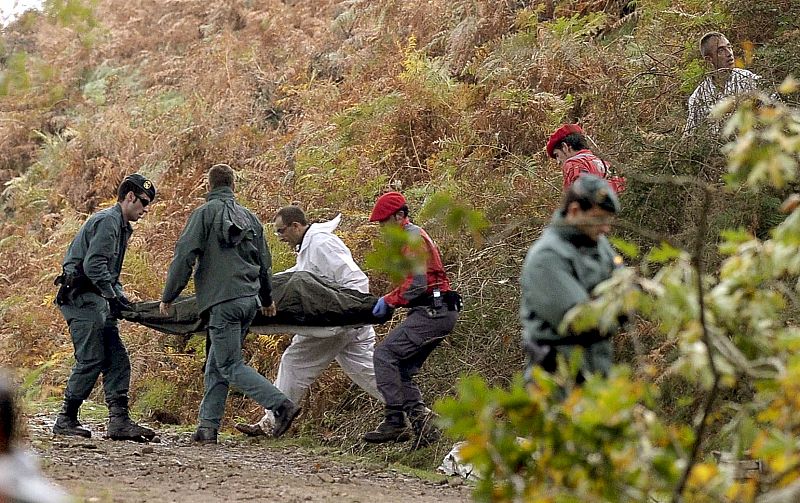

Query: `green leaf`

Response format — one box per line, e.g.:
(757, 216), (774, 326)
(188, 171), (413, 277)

(719, 228), (753, 255)
(646, 242), (682, 263)
(608, 237), (640, 259)
(364, 224), (427, 282)
(418, 192), (489, 243)
(719, 228), (752, 244)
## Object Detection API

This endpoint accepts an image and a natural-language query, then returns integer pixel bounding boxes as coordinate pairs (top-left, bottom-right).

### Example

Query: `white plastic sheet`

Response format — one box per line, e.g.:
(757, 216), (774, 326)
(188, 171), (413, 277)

(438, 442), (480, 481)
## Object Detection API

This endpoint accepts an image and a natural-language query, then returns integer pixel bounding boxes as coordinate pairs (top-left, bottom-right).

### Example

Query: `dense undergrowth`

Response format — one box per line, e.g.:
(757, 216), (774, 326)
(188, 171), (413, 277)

(1, 0), (799, 477)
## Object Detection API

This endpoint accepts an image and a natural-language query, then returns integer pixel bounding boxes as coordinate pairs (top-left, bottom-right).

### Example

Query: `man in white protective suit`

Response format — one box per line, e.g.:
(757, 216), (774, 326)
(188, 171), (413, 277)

(235, 205), (382, 437)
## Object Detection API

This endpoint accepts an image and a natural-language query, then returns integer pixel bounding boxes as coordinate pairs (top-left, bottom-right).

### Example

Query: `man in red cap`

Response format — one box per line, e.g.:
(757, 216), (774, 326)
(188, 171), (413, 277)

(546, 124), (625, 194)
(363, 192), (461, 447)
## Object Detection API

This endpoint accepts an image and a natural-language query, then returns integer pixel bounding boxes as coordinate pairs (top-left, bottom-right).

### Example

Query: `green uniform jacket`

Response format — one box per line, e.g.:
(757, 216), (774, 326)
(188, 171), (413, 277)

(62, 203), (131, 299)
(161, 186), (273, 313)
(520, 212), (619, 375)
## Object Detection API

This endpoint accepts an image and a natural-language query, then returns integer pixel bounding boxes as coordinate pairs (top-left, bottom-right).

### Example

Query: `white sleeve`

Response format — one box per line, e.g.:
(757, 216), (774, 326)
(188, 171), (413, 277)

(685, 82), (710, 135)
(749, 71), (762, 92)
(275, 265), (296, 276)
(309, 238), (369, 293)
(685, 93), (699, 134)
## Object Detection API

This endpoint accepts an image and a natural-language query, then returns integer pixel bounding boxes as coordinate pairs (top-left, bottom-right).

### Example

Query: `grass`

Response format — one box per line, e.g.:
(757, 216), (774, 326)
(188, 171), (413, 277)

(80, 401), (110, 421)
(131, 377), (179, 418)
(20, 361), (62, 402)
(388, 462), (448, 484)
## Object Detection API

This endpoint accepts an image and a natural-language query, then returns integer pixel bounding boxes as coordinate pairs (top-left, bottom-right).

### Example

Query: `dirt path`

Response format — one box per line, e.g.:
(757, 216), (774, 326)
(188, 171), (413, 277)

(26, 413), (471, 503)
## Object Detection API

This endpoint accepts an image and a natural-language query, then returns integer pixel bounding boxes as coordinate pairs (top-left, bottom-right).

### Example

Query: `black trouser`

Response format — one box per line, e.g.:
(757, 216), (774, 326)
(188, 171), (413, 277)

(373, 307), (458, 412)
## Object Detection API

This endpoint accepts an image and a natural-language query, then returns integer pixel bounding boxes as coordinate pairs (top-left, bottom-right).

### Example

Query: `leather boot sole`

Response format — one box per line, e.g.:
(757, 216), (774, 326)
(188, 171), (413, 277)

(107, 425), (156, 442)
(52, 426), (91, 438)
(235, 423), (267, 437)
(363, 429), (413, 443)
(107, 434), (151, 442)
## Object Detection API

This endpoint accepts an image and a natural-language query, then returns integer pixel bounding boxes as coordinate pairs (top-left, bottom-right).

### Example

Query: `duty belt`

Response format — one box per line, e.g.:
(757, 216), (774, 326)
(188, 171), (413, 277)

(409, 290), (463, 312)
(54, 267), (101, 305)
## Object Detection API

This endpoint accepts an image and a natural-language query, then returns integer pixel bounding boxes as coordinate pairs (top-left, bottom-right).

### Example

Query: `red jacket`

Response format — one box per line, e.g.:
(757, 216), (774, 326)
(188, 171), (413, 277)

(562, 149), (626, 194)
(384, 219), (451, 307)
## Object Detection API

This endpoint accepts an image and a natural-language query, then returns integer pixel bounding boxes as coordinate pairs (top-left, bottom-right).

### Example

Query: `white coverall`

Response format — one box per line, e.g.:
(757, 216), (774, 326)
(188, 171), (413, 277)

(258, 214), (382, 431)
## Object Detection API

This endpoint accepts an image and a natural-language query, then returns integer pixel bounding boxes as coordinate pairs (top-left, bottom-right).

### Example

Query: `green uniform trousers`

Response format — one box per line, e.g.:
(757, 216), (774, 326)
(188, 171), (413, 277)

(59, 292), (130, 402)
(198, 295), (287, 429)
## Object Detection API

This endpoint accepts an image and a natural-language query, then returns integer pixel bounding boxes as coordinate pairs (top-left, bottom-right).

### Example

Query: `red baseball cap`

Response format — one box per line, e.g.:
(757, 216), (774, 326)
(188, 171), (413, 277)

(546, 124), (584, 158)
(369, 192), (407, 222)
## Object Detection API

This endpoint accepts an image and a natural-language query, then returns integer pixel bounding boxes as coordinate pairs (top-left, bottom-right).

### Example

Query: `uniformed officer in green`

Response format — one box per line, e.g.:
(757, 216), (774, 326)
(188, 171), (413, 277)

(53, 174), (157, 441)
(520, 174), (623, 381)
(159, 164), (300, 444)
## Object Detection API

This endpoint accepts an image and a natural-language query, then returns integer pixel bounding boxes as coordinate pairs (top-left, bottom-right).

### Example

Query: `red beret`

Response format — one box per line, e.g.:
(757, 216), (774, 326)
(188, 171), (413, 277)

(545, 124), (584, 158)
(370, 192), (407, 222)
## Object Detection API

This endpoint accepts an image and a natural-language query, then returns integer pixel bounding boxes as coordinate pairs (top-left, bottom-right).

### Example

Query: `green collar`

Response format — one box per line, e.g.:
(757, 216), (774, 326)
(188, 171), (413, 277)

(206, 186), (235, 201)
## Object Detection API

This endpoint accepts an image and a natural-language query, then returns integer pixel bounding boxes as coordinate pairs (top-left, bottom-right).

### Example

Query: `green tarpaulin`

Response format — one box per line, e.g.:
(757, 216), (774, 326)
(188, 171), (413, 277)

(120, 271), (384, 336)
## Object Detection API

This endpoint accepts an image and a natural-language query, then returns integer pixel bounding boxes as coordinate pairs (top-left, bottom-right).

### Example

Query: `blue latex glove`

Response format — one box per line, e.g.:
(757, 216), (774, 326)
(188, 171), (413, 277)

(372, 297), (389, 317)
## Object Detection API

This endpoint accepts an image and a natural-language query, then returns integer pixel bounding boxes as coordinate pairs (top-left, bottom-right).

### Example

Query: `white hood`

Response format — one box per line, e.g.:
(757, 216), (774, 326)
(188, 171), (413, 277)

(286, 213), (369, 294)
(298, 213), (341, 254)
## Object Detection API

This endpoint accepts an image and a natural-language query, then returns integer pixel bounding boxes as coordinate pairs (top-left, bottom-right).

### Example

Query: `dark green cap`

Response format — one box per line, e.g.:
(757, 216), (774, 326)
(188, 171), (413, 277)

(572, 174), (620, 213)
(123, 173), (156, 201)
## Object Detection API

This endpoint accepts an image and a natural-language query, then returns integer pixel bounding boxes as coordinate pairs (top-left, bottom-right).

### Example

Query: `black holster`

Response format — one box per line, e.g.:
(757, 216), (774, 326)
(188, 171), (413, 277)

(54, 268), (100, 305)
(442, 291), (463, 312)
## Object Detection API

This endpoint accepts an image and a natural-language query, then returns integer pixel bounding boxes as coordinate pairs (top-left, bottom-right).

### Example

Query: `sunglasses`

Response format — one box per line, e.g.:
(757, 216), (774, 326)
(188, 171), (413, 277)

(135, 194), (151, 208)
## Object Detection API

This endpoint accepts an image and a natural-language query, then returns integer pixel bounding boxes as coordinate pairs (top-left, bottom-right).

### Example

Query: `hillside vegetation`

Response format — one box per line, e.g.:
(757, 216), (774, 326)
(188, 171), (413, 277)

(1, 0), (799, 474)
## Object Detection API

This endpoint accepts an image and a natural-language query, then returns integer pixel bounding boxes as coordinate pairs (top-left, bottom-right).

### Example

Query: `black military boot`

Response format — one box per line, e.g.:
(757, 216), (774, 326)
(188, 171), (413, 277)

(52, 398), (91, 438)
(408, 405), (442, 449)
(272, 399), (301, 438)
(191, 426), (218, 445)
(363, 410), (412, 443)
(106, 397), (156, 442)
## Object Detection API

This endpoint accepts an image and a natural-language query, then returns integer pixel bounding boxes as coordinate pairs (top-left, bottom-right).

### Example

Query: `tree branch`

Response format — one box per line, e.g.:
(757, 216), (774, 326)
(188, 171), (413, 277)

(672, 185), (721, 502)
